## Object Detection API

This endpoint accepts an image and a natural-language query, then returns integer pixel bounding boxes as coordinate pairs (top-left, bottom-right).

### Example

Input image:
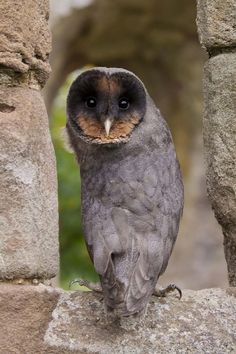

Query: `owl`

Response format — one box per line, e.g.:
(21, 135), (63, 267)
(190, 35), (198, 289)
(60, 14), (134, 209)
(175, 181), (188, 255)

(66, 67), (184, 317)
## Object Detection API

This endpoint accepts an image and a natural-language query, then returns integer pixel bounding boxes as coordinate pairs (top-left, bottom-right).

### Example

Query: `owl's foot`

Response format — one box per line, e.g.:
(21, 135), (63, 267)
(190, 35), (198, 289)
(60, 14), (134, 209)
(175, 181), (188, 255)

(153, 284), (182, 300)
(70, 278), (102, 293)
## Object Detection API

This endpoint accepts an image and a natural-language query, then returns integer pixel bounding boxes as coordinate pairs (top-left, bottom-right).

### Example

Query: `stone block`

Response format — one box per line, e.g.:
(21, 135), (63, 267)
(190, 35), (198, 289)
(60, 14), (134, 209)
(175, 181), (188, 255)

(1, 285), (236, 353)
(197, 0), (236, 51)
(45, 288), (236, 353)
(0, 0), (51, 87)
(0, 284), (62, 354)
(203, 53), (236, 284)
(0, 86), (59, 280)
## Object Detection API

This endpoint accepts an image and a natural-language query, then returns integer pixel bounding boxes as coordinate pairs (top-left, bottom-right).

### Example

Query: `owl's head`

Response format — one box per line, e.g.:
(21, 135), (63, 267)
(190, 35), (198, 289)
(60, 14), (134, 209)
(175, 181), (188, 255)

(66, 68), (147, 145)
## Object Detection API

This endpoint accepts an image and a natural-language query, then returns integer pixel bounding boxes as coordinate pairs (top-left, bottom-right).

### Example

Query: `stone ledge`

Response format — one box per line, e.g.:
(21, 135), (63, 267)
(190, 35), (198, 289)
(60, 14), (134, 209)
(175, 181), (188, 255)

(0, 284), (62, 354)
(0, 284), (235, 353)
(197, 0), (236, 51)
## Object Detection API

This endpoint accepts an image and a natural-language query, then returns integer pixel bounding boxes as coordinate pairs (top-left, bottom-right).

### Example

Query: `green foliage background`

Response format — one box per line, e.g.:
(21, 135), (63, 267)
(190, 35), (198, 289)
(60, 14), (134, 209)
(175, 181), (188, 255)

(50, 73), (98, 289)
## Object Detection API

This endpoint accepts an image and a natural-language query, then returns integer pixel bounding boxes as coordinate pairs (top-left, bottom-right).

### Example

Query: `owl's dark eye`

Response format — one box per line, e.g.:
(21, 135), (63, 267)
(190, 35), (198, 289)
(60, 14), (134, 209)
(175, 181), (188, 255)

(118, 98), (130, 110)
(85, 97), (97, 108)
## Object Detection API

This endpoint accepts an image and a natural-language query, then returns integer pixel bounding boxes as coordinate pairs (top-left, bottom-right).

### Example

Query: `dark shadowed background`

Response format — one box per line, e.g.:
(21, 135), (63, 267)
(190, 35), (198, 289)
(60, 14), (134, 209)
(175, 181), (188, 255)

(45, 0), (227, 289)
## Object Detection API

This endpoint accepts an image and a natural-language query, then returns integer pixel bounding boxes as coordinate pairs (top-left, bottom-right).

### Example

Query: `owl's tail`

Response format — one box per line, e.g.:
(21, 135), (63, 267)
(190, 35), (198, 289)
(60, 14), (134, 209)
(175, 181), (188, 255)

(100, 251), (155, 317)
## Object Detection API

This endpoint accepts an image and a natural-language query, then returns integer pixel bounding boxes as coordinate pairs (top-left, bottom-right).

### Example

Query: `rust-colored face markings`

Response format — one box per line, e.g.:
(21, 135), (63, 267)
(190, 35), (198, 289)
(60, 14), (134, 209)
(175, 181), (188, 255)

(108, 78), (121, 95)
(97, 76), (109, 92)
(97, 76), (121, 95)
(78, 113), (140, 143)
(76, 75), (142, 143)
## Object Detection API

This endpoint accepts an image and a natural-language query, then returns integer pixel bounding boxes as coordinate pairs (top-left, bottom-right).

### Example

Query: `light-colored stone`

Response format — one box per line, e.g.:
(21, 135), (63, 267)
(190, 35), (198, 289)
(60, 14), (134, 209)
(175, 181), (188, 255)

(203, 53), (236, 286)
(197, 0), (236, 51)
(0, 86), (59, 280)
(1, 285), (236, 354)
(46, 287), (236, 353)
(0, 0), (51, 87)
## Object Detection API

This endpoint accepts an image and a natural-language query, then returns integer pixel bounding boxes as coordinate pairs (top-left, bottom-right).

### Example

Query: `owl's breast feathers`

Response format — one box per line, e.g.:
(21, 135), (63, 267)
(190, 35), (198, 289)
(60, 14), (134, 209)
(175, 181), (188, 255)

(80, 130), (183, 316)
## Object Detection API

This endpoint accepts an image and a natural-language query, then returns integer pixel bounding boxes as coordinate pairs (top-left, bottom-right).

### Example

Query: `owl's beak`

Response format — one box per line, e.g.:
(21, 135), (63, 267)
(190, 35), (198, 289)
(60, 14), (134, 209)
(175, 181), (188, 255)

(104, 118), (113, 136)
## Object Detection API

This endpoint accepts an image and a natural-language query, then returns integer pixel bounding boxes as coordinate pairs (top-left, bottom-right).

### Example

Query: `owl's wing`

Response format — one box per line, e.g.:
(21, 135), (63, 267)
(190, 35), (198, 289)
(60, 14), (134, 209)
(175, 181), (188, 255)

(82, 140), (183, 316)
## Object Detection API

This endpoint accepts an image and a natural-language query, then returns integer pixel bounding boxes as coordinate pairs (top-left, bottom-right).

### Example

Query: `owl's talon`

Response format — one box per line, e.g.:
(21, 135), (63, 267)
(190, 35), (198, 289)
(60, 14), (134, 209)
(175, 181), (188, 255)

(153, 283), (182, 300)
(69, 278), (85, 288)
(69, 278), (102, 293)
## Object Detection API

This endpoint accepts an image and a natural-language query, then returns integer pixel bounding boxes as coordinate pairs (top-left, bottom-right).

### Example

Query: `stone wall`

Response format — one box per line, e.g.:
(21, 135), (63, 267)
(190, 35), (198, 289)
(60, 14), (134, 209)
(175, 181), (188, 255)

(0, 0), (58, 280)
(0, 1), (235, 353)
(197, 0), (236, 286)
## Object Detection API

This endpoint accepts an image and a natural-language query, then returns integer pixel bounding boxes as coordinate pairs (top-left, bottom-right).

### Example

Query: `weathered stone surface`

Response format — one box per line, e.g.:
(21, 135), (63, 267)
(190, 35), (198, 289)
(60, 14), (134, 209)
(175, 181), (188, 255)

(203, 53), (236, 286)
(0, 0), (51, 87)
(1, 285), (235, 354)
(0, 86), (59, 280)
(46, 287), (236, 353)
(0, 284), (63, 354)
(197, 0), (236, 51)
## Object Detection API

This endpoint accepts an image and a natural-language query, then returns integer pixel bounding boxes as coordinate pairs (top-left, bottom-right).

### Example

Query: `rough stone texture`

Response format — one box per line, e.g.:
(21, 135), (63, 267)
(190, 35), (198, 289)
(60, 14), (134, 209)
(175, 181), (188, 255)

(0, 0), (59, 280)
(0, 86), (59, 280)
(0, 0), (51, 87)
(44, 288), (236, 353)
(1, 284), (235, 354)
(0, 284), (62, 354)
(197, 0), (236, 52)
(203, 53), (236, 286)
(197, 0), (236, 287)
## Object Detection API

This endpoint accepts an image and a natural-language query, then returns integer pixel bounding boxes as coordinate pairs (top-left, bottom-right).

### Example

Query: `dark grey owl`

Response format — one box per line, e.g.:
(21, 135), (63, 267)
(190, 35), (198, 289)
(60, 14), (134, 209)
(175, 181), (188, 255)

(66, 67), (184, 317)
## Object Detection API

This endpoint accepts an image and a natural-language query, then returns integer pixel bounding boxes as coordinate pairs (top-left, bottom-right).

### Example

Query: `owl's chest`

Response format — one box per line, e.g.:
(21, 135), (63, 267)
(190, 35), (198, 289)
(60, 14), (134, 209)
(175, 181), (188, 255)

(82, 156), (129, 192)
(79, 143), (183, 227)
(80, 150), (149, 204)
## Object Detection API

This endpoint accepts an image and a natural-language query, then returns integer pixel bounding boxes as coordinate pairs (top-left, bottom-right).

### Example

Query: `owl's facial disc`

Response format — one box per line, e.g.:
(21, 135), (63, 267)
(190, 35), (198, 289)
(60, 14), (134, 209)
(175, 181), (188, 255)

(67, 69), (146, 145)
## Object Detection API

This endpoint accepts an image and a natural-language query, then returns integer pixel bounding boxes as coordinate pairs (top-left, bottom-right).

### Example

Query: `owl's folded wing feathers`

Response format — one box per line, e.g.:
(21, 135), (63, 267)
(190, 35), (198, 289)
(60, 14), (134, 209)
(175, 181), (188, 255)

(83, 146), (183, 315)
